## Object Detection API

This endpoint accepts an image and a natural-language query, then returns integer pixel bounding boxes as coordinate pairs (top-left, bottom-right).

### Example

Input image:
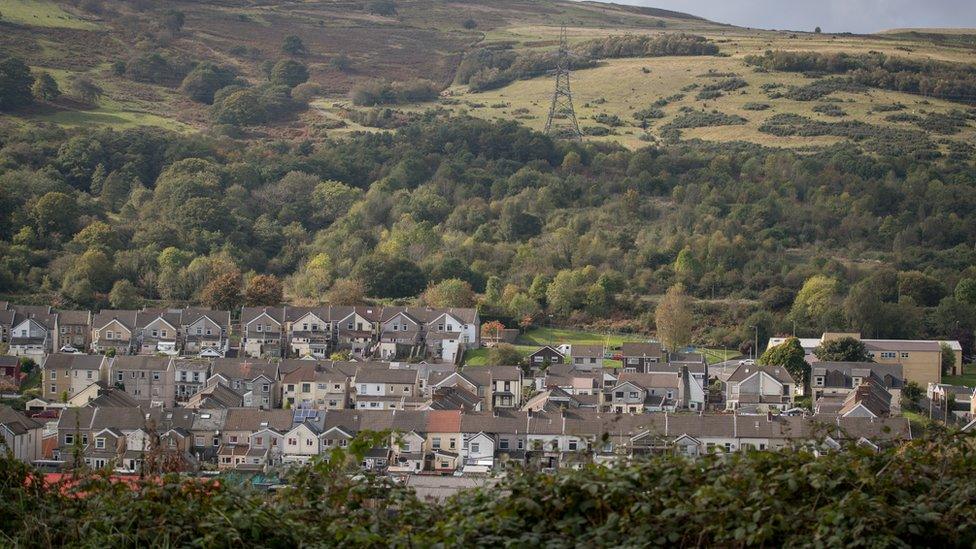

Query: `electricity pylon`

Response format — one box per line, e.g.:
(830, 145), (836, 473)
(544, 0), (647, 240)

(544, 26), (582, 141)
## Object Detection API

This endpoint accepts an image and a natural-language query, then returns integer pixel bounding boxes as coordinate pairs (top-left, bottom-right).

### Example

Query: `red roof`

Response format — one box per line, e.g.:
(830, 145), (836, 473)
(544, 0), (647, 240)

(426, 409), (462, 433)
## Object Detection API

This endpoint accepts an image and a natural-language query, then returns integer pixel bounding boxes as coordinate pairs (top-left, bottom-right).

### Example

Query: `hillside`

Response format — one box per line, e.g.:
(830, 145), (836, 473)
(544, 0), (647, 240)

(1, 1), (974, 152)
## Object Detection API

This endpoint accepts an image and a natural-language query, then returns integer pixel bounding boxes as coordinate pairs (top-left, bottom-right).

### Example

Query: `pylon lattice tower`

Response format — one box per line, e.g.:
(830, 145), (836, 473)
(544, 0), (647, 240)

(544, 26), (582, 141)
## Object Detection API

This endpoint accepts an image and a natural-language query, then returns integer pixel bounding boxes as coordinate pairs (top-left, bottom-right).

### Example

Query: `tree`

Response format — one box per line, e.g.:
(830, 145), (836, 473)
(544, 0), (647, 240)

(282, 35), (308, 56)
(462, 18), (477, 29)
(0, 56), (34, 111)
(897, 271), (945, 307)
(422, 278), (476, 308)
(789, 275), (842, 333)
(329, 54), (352, 72)
(655, 284), (693, 352)
(487, 343), (522, 366)
(674, 247), (702, 284)
(354, 256), (426, 299)
(70, 76), (103, 105)
(244, 274), (283, 306)
(270, 59), (309, 88)
(954, 278), (976, 306)
(202, 272), (243, 310)
(325, 278), (366, 305)
(814, 26), (822, 33)
(758, 337), (809, 386)
(813, 337), (872, 362)
(941, 342), (956, 376)
(902, 381), (922, 408)
(180, 63), (237, 104)
(481, 320), (505, 343)
(109, 280), (141, 309)
(162, 9), (185, 35)
(31, 72), (60, 101)
(32, 192), (77, 236)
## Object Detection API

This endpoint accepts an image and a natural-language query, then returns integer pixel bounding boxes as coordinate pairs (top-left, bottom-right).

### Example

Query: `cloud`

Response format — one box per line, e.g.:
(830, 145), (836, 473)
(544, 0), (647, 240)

(597, 0), (976, 33)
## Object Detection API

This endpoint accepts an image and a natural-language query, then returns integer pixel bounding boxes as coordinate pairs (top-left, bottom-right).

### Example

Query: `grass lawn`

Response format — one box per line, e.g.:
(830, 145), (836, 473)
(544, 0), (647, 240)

(0, 0), (102, 29)
(942, 364), (976, 388)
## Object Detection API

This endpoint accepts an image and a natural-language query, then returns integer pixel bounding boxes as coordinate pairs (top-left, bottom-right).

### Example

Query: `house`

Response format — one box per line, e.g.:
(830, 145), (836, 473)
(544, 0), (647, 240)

(91, 310), (140, 355)
(57, 310), (91, 352)
(55, 406), (148, 465)
(834, 379), (892, 418)
(768, 332), (957, 386)
(67, 382), (140, 408)
(174, 359), (211, 402)
(334, 306), (381, 357)
(527, 345), (565, 368)
(538, 364), (603, 396)
(620, 342), (665, 372)
(8, 306), (58, 358)
(41, 354), (111, 402)
(378, 307), (480, 363)
(426, 409), (463, 473)
(724, 362), (797, 412)
(135, 309), (182, 355)
(189, 409), (228, 462)
(521, 387), (599, 412)
(279, 360), (353, 410)
(110, 356), (176, 408)
(811, 362), (903, 407)
(605, 372), (680, 413)
(0, 405), (43, 463)
(220, 408), (293, 454)
(353, 363), (421, 410)
(642, 362), (709, 411)
(0, 302), (13, 345)
(283, 307), (333, 358)
(241, 307), (285, 358)
(209, 358), (279, 409)
(567, 344), (605, 370)
(181, 308), (231, 357)
(282, 415), (325, 466)
(184, 384), (243, 409)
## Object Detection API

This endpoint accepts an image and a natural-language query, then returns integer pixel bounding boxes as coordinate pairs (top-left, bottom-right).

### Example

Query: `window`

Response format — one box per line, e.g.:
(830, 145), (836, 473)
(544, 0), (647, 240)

(50, 385), (56, 394)
(106, 332), (114, 340)
(306, 438), (313, 446)
(629, 391), (638, 399)
(196, 327), (203, 335)
(471, 442), (480, 453)
(334, 384), (341, 390)
(359, 384), (366, 393)
(213, 437), (220, 447)
(568, 440), (578, 451)
(449, 438), (456, 450)
(256, 325), (263, 332)
(82, 435), (88, 445)
(262, 384), (270, 393)
(317, 383), (326, 390)
(499, 439), (509, 450)
(288, 438), (297, 446)
(151, 330), (158, 338)
(900, 352), (910, 359)
(195, 436), (204, 446)
(302, 383), (311, 393)
(814, 376), (824, 387)
(65, 434), (74, 445)
(161, 330), (167, 338)
(50, 371), (56, 380)
(131, 372), (137, 379)
(615, 391), (624, 399)
(403, 386), (410, 393)
(517, 438), (524, 450)
(432, 437), (441, 449)
(534, 356), (543, 363)
(153, 372), (160, 381)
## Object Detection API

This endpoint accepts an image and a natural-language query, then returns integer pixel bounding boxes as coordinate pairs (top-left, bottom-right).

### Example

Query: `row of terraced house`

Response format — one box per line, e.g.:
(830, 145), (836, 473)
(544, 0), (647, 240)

(0, 302), (480, 364)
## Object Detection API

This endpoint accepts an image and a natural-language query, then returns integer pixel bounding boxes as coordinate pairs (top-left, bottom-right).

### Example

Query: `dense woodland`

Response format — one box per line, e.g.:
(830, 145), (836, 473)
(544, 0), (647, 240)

(1, 432), (975, 546)
(1, 112), (976, 357)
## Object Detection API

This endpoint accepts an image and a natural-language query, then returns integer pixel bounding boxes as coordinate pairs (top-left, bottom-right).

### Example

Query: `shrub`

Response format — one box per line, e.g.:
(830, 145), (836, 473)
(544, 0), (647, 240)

(592, 113), (624, 127)
(270, 59), (309, 88)
(662, 111), (747, 130)
(743, 102), (770, 110)
(574, 33), (719, 58)
(351, 78), (439, 106)
(180, 63), (238, 104)
(125, 52), (188, 86)
(812, 103), (847, 117)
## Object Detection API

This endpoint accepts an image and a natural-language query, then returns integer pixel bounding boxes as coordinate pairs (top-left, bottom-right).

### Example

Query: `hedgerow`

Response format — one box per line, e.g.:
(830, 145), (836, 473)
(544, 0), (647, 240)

(4, 432), (974, 547)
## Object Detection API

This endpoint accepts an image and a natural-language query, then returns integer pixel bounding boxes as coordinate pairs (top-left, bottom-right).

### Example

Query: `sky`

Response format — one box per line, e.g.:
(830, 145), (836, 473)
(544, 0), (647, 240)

(599, 0), (976, 33)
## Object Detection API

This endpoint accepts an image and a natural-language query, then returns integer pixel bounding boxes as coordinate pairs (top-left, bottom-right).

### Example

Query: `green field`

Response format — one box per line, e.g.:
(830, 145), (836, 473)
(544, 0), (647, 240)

(463, 326), (740, 367)
(0, 0), (101, 29)
(943, 364), (976, 388)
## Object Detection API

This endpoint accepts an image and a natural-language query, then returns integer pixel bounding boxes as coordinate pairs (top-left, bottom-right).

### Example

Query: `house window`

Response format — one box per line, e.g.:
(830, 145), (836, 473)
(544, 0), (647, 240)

(151, 330), (158, 338)
(288, 438), (297, 446)
(306, 439), (313, 446)
(471, 442), (480, 453)
(568, 440), (578, 451)
(50, 385), (56, 394)
(814, 376), (824, 387)
(262, 384), (270, 393)
(153, 372), (160, 381)
(106, 332), (114, 340)
(317, 383), (326, 390)
(50, 371), (56, 380)
(117, 373), (123, 382)
(615, 391), (624, 398)
(196, 327), (203, 335)
(195, 436), (204, 446)
(534, 356), (543, 363)
(499, 439), (509, 450)
(302, 383), (311, 393)
(629, 391), (638, 399)
(402, 386), (410, 393)
(213, 438), (220, 446)
(900, 352), (910, 359)
(432, 437), (441, 449)
(161, 330), (167, 338)
(256, 325), (263, 332)
(449, 438), (456, 450)
(517, 438), (524, 450)
(65, 434), (74, 445)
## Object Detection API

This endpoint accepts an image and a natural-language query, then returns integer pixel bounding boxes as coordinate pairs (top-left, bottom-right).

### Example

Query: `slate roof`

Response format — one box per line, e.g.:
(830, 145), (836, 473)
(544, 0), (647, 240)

(211, 358), (278, 381)
(43, 354), (106, 371)
(621, 342), (663, 357)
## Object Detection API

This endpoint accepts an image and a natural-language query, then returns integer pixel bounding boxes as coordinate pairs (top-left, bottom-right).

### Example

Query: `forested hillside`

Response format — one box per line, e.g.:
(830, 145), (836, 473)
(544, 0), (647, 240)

(2, 114), (976, 356)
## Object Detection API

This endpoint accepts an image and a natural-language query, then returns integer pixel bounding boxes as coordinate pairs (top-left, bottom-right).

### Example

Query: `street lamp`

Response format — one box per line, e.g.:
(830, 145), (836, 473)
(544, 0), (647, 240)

(749, 325), (758, 361)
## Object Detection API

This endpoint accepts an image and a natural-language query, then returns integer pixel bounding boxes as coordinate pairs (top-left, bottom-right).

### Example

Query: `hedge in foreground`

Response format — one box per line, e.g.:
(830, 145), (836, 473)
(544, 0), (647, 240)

(2, 432), (976, 547)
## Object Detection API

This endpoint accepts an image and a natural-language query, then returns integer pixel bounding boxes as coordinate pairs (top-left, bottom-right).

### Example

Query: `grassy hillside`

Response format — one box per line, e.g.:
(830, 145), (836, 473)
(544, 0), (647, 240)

(2, 1), (973, 151)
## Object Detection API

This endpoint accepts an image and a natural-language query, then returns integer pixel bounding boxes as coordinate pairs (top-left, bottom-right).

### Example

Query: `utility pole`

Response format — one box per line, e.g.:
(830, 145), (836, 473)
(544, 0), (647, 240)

(545, 26), (582, 141)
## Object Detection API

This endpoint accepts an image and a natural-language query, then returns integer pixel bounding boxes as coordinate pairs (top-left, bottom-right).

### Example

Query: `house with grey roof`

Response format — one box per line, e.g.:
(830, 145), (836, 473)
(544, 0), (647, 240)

(110, 355), (176, 408)
(724, 362), (797, 413)
(208, 358), (279, 409)
(0, 405), (43, 463)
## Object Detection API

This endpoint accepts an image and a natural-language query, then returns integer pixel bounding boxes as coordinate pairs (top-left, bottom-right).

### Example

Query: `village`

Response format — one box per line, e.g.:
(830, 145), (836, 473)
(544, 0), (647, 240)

(0, 300), (970, 480)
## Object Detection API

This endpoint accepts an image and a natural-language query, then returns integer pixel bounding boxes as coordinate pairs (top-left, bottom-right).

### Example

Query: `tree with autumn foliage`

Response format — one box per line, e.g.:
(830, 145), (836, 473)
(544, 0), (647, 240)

(244, 274), (283, 306)
(200, 271), (242, 311)
(655, 284), (693, 352)
(481, 320), (505, 344)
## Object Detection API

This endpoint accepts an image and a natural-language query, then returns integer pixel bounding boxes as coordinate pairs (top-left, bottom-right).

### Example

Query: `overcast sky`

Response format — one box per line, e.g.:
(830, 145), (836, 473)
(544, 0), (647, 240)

(598, 0), (976, 33)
